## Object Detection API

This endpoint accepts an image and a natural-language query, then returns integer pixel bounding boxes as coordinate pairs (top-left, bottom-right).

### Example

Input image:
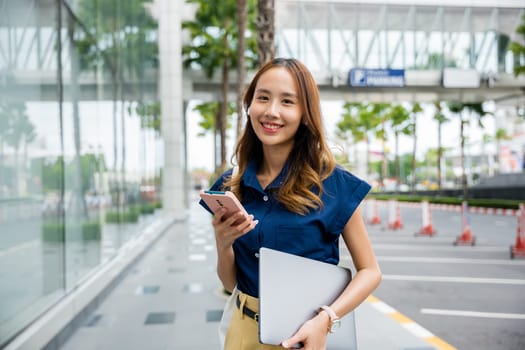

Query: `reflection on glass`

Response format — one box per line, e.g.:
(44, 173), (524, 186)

(0, 0), (160, 346)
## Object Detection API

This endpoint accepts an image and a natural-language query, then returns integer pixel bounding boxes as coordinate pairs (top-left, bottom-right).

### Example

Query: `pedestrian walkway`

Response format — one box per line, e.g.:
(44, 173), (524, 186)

(56, 192), (439, 350)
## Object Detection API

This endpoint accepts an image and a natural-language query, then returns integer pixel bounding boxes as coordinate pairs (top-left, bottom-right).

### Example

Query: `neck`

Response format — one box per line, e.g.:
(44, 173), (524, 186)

(260, 145), (290, 177)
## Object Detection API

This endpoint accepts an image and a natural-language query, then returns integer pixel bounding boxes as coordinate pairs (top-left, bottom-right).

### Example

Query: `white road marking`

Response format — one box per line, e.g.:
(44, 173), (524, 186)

(382, 274), (525, 285)
(188, 253), (207, 261)
(377, 256), (525, 265)
(370, 300), (397, 314)
(402, 322), (434, 338)
(0, 239), (39, 258)
(421, 308), (525, 320)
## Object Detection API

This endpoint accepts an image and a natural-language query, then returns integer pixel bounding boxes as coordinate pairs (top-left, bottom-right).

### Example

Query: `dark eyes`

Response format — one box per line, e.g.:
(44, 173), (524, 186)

(255, 95), (295, 105)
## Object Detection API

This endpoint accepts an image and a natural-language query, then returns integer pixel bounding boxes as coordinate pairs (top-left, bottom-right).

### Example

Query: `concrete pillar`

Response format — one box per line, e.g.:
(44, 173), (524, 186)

(158, 0), (188, 219)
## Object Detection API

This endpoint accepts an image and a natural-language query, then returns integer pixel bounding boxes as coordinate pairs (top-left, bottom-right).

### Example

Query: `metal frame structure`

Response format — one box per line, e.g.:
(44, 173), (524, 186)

(1, 0), (525, 105)
(275, 1), (524, 76)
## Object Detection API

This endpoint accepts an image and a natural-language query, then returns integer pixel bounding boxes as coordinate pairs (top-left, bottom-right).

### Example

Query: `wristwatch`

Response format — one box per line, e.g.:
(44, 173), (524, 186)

(320, 305), (341, 333)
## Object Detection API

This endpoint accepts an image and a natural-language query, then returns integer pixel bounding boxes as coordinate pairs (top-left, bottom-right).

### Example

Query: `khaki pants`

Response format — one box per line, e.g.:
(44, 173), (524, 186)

(224, 291), (283, 349)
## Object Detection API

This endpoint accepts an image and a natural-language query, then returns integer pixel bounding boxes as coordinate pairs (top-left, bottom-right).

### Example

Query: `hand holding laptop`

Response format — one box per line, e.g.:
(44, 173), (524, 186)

(258, 248), (357, 350)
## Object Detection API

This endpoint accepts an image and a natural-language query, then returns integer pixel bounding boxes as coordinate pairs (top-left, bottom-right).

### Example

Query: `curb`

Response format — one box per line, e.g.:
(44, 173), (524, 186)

(374, 200), (520, 217)
(366, 295), (457, 350)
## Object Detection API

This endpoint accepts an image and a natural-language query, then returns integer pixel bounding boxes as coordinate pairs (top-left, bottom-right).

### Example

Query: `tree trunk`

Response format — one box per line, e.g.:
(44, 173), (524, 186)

(67, 15), (88, 220)
(256, 0), (275, 66)
(214, 108), (219, 171)
(460, 117), (468, 199)
(365, 136), (370, 179)
(0, 142), (3, 195)
(219, 60), (229, 173)
(236, 0), (247, 141)
(394, 132), (400, 190)
(411, 116), (417, 190)
(437, 123), (442, 190)
(381, 139), (388, 184)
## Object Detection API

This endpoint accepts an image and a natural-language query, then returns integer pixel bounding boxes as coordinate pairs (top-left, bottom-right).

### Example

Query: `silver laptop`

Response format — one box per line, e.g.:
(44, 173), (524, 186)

(258, 247), (357, 350)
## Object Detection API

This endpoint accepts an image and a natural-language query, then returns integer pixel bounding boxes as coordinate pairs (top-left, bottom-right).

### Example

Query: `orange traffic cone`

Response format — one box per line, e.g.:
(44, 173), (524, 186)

(510, 203), (525, 259)
(387, 200), (403, 230)
(454, 201), (475, 246)
(367, 199), (381, 225)
(416, 201), (436, 236)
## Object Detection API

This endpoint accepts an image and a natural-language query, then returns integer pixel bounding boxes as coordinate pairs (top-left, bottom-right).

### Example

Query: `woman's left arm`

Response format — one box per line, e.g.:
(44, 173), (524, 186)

(327, 205), (382, 314)
(281, 206), (382, 349)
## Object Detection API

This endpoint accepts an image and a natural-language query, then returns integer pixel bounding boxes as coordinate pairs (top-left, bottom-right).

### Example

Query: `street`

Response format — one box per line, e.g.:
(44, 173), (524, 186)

(355, 201), (525, 350)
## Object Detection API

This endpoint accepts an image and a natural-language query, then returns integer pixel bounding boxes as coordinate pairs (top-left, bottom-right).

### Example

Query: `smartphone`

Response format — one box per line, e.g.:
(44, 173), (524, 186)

(199, 190), (249, 222)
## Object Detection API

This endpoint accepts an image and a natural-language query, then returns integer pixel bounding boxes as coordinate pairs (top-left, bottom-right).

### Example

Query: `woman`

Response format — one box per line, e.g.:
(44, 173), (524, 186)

(201, 58), (381, 349)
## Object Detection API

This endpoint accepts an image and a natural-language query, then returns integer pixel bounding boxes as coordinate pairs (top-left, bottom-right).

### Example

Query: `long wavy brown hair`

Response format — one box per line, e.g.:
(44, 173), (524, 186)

(224, 58), (336, 215)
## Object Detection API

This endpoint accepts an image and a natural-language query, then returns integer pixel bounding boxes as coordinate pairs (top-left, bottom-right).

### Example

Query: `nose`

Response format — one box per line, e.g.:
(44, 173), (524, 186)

(266, 100), (280, 117)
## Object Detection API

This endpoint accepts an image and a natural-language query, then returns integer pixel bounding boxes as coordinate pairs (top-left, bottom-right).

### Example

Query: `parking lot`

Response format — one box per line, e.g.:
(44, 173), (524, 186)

(356, 201), (525, 350)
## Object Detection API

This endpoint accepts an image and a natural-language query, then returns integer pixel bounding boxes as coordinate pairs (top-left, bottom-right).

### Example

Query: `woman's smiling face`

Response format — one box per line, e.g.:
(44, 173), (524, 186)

(248, 67), (303, 151)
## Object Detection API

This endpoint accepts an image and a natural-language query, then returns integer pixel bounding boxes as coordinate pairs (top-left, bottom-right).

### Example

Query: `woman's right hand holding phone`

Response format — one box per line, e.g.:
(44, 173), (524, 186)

(212, 208), (258, 250)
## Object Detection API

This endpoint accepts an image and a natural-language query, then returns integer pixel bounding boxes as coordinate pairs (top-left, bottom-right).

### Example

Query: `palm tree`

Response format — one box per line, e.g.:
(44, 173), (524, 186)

(388, 104), (411, 188)
(337, 102), (381, 178)
(432, 101), (449, 190)
(77, 0), (158, 207)
(134, 101), (161, 184)
(447, 102), (490, 198)
(480, 133), (493, 177)
(370, 103), (391, 184)
(236, 0), (248, 141)
(182, 0), (257, 173)
(1, 102), (36, 196)
(509, 12), (525, 77)
(494, 127), (511, 174)
(409, 103), (423, 190)
(336, 103), (365, 173)
(256, 0), (275, 66)
(66, 14), (89, 218)
(192, 101), (235, 169)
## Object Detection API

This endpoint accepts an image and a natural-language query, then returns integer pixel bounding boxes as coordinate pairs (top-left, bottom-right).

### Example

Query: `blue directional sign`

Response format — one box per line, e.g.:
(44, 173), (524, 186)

(349, 68), (405, 87)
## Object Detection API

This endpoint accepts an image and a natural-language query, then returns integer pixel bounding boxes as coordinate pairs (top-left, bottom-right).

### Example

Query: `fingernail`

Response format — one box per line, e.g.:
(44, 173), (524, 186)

(254, 220), (259, 225)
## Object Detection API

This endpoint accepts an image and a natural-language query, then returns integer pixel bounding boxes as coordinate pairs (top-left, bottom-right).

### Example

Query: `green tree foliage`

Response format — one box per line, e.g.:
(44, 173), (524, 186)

(182, 0), (258, 172)
(40, 154), (106, 193)
(76, 0), (158, 75)
(73, 0), (158, 207)
(369, 103), (391, 182)
(182, 0), (258, 77)
(193, 102), (235, 137)
(446, 101), (491, 198)
(408, 103), (423, 190)
(388, 104), (411, 186)
(432, 101), (450, 189)
(337, 102), (382, 177)
(0, 102), (36, 196)
(0, 102), (36, 152)
(509, 12), (525, 77)
(133, 101), (161, 134)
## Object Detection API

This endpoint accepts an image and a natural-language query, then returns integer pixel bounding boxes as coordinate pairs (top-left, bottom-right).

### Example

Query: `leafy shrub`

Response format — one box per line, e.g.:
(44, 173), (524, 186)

(41, 221), (101, 242)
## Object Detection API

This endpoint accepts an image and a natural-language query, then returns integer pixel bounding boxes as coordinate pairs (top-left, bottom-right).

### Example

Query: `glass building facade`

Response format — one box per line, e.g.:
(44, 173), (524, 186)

(0, 0), (162, 346)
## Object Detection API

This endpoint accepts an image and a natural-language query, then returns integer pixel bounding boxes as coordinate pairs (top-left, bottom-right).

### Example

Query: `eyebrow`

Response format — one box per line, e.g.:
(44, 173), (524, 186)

(255, 88), (298, 99)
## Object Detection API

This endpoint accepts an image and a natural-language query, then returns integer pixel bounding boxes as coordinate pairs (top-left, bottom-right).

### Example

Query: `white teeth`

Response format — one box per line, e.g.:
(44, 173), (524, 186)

(262, 123), (281, 130)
